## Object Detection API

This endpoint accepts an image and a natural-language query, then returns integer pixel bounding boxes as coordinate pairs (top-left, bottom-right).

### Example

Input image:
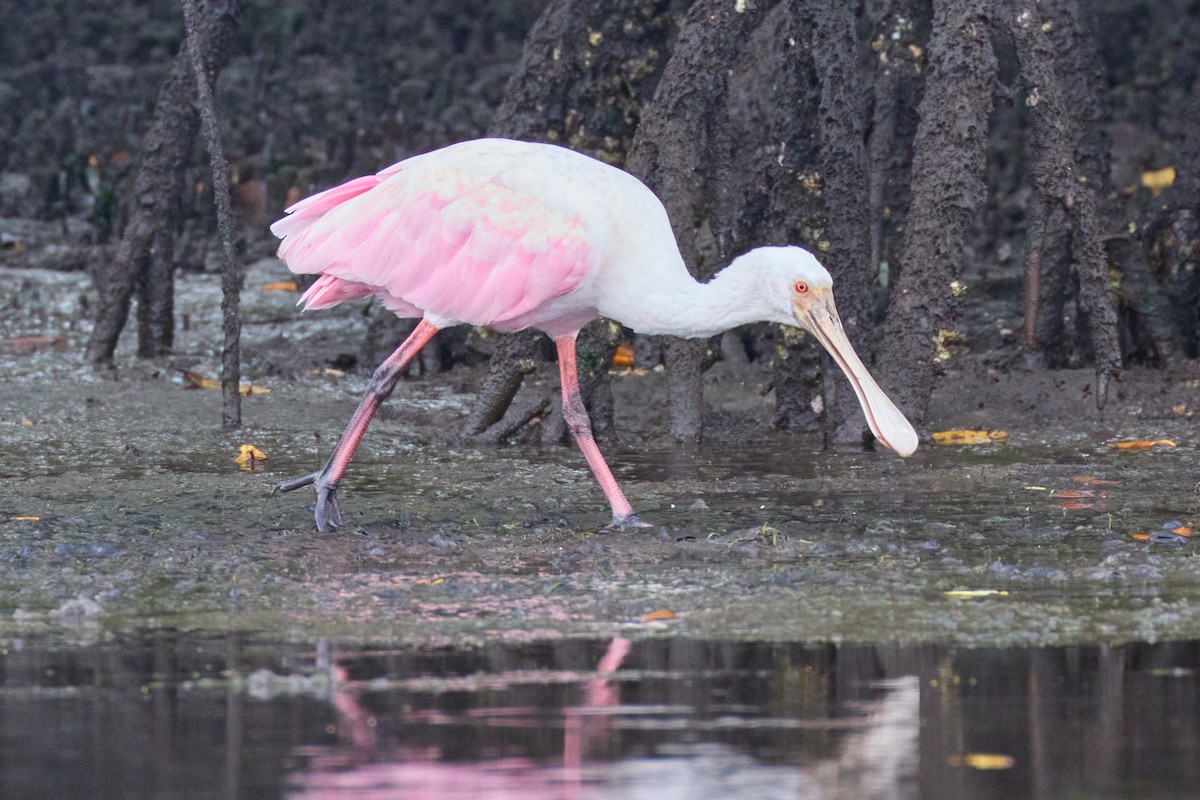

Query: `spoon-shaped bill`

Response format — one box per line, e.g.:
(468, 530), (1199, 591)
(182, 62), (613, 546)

(795, 293), (919, 456)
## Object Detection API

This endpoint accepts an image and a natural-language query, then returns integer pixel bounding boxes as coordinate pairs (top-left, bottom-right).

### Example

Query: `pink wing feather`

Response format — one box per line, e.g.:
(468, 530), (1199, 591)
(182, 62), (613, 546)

(273, 156), (594, 328)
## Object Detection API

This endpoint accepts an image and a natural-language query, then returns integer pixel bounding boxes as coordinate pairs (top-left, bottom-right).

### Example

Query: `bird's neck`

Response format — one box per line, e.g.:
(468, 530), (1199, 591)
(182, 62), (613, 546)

(625, 261), (776, 339)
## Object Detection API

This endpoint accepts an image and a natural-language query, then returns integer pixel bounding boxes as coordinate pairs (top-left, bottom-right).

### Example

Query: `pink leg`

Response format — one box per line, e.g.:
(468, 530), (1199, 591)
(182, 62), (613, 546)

(555, 336), (649, 530)
(278, 319), (438, 531)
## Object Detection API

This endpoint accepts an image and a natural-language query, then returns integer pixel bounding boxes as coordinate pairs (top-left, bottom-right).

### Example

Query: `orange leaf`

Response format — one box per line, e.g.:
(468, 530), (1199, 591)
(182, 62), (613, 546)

(640, 609), (677, 622)
(0, 335), (64, 354)
(1131, 532), (1151, 541)
(261, 280), (298, 292)
(1054, 489), (1108, 511)
(1072, 475), (1120, 486)
(612, 343), (635, 368)
(1108, 439), (1176, 450)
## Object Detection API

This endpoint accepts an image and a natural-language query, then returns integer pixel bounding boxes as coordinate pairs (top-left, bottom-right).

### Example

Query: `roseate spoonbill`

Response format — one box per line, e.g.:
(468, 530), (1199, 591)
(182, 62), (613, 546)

(273, 138), (918, 532)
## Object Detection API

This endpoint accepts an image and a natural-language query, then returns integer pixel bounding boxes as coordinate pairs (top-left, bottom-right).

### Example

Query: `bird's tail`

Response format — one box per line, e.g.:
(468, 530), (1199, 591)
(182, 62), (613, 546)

(297, 274), (375, 311)
(270, 174), (382, 243)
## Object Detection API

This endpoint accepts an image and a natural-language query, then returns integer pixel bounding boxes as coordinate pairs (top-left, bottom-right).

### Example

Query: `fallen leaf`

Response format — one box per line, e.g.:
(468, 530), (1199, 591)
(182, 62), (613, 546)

(640, 609), (678, 622)
(949, 753), (1016, 770)
(261, 280), (298, 292)
(415, 577), (446, 586)
(1053, 489), (1108, 511)
(182, 370), (271, 395)
(943, 589), (1009, 599)
(0, 335), (64, 354)
(612, 343), (635, 368)
(308, 367), (346, 378)
(1108, 439), (1176, 450)
(1132, 530), (1189, 544)
(182, 370), (221, 389)
(234, 444), (268, 471)
(1140, 165), (1176, 196)
(932, 429), (1008, 445)
(1072, 475), (1120, 486)
(9, 516), (40, 521)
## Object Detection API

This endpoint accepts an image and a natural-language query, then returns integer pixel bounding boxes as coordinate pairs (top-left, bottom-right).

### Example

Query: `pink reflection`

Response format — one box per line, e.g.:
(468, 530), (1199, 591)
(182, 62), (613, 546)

(564, 636), (631, 796)
(289, 637), (632, 799)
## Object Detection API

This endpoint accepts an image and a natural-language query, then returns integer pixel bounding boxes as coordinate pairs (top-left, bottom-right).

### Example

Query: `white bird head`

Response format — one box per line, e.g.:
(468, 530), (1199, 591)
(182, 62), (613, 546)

(732, 246), (919, 457)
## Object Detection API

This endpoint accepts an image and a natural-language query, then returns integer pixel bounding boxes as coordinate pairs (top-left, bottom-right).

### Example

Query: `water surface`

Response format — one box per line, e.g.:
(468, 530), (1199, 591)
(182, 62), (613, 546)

(2, 632), (1197, 799)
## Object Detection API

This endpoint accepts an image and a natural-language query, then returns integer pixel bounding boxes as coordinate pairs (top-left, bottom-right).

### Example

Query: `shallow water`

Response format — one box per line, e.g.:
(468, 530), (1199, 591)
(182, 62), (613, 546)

(2, 632), (1198, 800)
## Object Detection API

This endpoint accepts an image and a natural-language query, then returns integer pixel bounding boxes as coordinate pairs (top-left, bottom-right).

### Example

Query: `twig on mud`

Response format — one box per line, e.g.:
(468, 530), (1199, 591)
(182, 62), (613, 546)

(488, 397), (553, 445)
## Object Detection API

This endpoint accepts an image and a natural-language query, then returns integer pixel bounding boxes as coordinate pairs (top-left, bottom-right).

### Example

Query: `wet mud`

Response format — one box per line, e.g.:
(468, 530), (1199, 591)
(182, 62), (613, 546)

(3, 261), (1200, 648)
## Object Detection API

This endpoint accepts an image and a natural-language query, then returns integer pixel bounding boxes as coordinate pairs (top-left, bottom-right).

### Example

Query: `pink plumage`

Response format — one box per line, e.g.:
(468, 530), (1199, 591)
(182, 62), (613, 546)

(274, 141), (595, 333)
(272, 138), (918, 533)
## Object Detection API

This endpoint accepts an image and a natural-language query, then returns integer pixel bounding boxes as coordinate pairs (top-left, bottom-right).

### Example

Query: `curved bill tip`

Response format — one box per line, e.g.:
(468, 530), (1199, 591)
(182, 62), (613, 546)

(798, 295), (919, 457)
(871, 398), (919, 457)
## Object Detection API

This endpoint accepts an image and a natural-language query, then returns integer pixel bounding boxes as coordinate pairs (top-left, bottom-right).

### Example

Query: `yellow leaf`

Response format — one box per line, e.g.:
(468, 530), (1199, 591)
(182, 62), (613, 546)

(1140, 165), (1176, 196)
(182, 370), (270, 395)
(640, 609), (678, 622)
(1108, 439), (1176, 450)
(932, 429), (1008, 445)
(943, 589), (1009, 599)
(234, 444), (268, 471)
(182, 370), (221, 390)
(10, 516), (40, 521)
(949, 753), (1016, 770)
(261, 280), (298, 292)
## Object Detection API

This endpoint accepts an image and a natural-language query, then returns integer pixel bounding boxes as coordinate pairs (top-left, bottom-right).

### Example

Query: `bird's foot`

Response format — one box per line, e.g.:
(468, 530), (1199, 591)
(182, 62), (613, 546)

(602, 512), (652, 532)
(275, 470), (344, 532)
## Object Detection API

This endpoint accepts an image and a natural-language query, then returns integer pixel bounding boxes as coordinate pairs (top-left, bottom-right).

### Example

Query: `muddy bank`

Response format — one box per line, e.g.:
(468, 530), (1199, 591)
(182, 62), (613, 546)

(2, 261), (1199, 648)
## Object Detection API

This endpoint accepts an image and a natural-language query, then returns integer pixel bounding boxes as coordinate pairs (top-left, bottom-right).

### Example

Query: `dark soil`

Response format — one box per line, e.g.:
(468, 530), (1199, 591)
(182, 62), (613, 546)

(3, 259), (1199, 647)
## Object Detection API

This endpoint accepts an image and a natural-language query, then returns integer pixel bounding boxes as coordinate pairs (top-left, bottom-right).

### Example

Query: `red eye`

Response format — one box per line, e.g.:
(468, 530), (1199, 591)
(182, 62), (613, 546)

(793, 280), (809, 294)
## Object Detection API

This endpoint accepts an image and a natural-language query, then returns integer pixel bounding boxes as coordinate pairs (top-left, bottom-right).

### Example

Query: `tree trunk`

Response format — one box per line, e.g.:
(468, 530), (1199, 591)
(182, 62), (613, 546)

(880, 0), (996, 424)
(809, 0), (875, 446)
(85, 0), (238, 365)
(1007, 0), (1121, 407)
(625, 0), (768, 444)
(865, 0), (924, 305)
(182, 0), (244, 427)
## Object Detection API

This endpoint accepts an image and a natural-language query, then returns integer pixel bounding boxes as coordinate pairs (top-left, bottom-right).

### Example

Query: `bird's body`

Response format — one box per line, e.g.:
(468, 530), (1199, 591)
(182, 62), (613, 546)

(273, 138), (918, 531)
(277, 139), (765, 339)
